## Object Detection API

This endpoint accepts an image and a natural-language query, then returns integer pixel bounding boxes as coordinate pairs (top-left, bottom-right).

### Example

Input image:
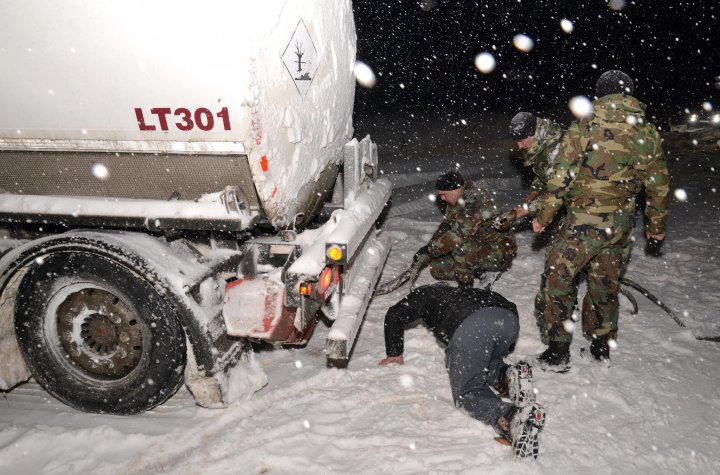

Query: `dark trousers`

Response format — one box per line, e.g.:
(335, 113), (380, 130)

(446, 306), (519, 432)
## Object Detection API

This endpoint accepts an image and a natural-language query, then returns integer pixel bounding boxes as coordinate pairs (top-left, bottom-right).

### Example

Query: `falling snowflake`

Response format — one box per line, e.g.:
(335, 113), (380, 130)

(399, 374), (414, 388)
(607, 0), (626, 11)
(674, 188), (688, 202)
(569, 96), (594, 119)
(92, 163), (110, 180)
(354, 61), (377, 88)
(474, 52), (496, 74)
(419, 0), (436, 11)
(512, 34), (534, 52)
(560, 19), (574, 34)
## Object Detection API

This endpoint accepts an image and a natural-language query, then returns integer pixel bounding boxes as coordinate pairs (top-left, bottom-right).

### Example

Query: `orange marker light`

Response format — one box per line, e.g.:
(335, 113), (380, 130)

(299, 282), (313, 296)
(320, 267), (333, 292)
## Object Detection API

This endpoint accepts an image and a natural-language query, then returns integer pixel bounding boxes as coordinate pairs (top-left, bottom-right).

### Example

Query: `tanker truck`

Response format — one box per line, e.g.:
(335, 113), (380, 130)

(0, 0), (391, 415)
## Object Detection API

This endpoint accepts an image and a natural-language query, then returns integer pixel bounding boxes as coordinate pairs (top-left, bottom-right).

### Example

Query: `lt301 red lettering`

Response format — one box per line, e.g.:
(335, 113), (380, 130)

(135, 107), (231, 131)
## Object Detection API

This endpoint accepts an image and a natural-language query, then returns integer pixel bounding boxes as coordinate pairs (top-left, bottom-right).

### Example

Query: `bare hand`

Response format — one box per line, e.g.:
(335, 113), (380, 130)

(646, 232), (665, 240)
(532, 218), (546, 233)
(379, 355), (405, 366)
(514, 205), (529, 219)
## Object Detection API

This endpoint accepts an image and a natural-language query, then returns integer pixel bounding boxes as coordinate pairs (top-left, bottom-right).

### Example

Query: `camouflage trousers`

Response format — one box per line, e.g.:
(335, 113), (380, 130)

(430, 235), (516, 285)
(535, 226), (632, 344)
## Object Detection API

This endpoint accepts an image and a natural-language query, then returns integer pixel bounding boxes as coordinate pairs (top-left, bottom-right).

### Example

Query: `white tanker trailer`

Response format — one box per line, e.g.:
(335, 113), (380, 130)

(0, 0), (391, 414)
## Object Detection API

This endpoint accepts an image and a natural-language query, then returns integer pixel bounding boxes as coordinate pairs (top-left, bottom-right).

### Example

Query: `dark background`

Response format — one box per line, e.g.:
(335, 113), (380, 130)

(352, 0), (719, 126)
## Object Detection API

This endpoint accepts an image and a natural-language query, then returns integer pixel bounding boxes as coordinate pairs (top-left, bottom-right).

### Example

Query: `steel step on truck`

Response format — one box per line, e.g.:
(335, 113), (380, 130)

(0, 0), (391, 415)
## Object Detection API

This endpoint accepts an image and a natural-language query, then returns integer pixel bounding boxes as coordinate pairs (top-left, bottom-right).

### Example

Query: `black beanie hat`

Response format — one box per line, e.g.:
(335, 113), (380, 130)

(596, 70), (634, 97)
(510, 112), (537, 140)
(436, 169), (465, 191)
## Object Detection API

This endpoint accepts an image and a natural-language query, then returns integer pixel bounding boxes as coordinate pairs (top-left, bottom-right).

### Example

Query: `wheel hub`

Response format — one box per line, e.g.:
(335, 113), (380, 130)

(55, 287), (144, 379)
(81, 313), (120, 355)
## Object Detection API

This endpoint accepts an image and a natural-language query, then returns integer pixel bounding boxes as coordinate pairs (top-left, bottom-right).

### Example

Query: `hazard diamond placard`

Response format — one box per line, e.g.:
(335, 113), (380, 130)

(282, 20), (319, 97)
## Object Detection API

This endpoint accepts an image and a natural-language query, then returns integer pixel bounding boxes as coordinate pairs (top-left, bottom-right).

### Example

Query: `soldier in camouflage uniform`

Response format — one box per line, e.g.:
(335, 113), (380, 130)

(485, 114), (565, 231)
(510, 112), (565, 207)
(414, 170), (517, 287)
(531, 70), (669, 369)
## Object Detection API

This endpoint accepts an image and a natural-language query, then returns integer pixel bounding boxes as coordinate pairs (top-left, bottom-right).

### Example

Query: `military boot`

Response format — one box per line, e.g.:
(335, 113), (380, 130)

(590, 336), (610, 361)
(536, 341), (570, 372)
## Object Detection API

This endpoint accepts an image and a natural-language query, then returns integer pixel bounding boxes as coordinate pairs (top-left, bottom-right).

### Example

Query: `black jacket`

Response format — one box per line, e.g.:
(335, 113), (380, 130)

(383, 283), (518, 357)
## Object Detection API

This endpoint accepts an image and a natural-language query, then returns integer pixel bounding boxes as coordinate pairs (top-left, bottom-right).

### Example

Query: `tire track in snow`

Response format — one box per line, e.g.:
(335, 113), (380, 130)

(121, 370), (416, 472)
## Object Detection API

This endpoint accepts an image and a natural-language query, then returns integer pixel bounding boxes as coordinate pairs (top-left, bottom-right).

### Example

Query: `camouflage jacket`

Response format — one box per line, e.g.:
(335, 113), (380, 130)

(535, 94), (669, 238)
(524, 117), (565, 194)
(428, 180), (502, 256)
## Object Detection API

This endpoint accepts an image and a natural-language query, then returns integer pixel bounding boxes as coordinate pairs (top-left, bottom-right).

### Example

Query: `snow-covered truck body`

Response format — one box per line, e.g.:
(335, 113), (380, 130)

(0, 0), (391, 414)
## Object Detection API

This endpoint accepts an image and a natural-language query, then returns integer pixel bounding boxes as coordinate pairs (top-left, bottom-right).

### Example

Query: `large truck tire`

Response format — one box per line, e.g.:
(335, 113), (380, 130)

(14, 251), (186, 415)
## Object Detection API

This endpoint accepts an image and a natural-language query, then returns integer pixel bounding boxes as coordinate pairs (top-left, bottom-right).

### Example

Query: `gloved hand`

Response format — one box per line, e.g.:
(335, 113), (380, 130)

(413, 244), (430, 263)
(645, 238), (664, 257)
(493, 209), (519, 231)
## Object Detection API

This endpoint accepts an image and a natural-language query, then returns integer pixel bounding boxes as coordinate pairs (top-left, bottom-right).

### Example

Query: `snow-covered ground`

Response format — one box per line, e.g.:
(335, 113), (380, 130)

(1, 115), (719, 474)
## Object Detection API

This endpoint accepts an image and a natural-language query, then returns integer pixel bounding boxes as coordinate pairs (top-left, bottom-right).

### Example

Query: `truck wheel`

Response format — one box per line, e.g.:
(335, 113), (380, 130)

(14, 251), (186, 415)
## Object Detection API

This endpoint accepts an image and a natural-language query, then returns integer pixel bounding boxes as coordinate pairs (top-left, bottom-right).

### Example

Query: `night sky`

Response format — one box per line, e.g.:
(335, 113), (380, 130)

(352, 0), (719, 123)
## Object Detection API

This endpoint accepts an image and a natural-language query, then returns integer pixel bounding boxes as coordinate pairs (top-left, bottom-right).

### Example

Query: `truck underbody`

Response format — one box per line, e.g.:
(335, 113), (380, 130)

(0, 136), (391, 414)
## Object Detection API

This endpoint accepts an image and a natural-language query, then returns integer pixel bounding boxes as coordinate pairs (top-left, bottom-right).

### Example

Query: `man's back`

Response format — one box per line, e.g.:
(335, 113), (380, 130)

(537, 93), (669, 236)
(384, 283), (517, 347)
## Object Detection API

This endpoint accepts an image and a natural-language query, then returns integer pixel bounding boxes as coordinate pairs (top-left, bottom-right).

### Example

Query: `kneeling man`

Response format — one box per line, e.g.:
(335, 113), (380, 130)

(379, 283), (546, 459)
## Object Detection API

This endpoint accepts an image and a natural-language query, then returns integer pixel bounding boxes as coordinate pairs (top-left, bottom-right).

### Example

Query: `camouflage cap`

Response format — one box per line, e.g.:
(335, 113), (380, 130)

(435, 169), (465, 190)
(596, 70), (634, 97)
(510, 112), (537, 139)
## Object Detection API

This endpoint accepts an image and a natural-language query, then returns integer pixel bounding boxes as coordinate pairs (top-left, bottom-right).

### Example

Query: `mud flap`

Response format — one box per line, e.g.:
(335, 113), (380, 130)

(0, 270), (31, 390)
(184, 339), (267, 408)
